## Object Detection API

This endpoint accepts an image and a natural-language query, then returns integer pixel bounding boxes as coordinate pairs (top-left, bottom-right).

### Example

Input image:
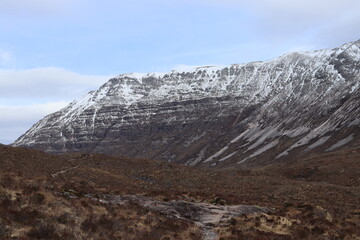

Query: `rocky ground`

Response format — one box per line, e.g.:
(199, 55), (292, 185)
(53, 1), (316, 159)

(0, 145), (359, 239)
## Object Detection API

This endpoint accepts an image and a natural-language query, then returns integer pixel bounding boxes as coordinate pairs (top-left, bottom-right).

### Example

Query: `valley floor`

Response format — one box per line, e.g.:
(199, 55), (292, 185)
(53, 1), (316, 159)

(0, 145), (359, 239)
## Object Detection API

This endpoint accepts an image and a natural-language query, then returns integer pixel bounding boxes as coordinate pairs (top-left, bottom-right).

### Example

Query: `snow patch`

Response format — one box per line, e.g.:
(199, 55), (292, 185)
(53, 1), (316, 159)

(305, 136), (331, 151)
(187, 146), (208, 166)
(246, 126), (279, 151)
(283, 126), (310, 138)
(326, 134), (354, 152)
(203, 146), (230, 163)
(348, 118), (360, 127)
(219, 151), (238, 162)
(230, 124), (260, 144)
(184, 133), (206, 147)
(238, 140), (279, 164)
(278, 119), (338, 158)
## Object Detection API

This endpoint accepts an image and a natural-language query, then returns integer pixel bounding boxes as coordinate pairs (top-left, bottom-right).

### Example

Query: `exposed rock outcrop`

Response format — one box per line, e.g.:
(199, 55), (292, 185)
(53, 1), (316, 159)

(14, 40), (360, 167)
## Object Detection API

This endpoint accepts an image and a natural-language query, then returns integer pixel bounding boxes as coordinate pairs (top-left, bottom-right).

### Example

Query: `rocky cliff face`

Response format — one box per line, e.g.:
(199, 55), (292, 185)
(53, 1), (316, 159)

(14, 40), (360, 167)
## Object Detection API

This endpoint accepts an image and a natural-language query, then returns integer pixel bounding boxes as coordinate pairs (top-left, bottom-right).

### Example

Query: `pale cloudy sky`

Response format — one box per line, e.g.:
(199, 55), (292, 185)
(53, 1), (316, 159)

(0, 0), (359, 144)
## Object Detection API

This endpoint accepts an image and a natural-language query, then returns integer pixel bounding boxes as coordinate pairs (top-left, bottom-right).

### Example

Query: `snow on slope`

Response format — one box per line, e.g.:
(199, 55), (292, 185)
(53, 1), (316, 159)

(14, 40), (360, 166)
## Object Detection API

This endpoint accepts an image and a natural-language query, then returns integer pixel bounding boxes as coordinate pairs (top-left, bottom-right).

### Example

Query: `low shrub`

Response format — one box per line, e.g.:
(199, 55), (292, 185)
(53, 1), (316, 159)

(27, 224), (59, 239)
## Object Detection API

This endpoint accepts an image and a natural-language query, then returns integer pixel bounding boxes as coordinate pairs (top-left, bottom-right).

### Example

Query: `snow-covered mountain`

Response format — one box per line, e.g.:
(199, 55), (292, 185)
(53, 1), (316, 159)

(14, 40), (360, 167)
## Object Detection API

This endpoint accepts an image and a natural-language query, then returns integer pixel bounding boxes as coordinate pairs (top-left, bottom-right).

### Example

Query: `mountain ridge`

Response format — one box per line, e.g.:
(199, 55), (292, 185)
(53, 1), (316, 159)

(14, 40), (360, 167)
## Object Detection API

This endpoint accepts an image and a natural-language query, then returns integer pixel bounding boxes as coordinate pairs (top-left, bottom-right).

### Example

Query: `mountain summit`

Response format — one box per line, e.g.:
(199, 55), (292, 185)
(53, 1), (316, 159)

(14, 40), (360, 167)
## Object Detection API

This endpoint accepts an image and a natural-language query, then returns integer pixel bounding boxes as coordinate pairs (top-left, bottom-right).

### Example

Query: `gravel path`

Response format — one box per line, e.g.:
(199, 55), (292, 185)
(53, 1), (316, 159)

(87, 194), (270, 240)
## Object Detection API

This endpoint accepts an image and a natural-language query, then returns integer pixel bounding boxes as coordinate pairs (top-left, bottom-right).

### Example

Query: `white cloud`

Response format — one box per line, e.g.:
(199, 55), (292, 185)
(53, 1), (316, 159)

(0, 0), (85, 18)
(0, 49), (14, 67)
(0, 102), (69, 123)
(0, 0), (72, 11)
(204, 0), (360, 14)
(246, 0), (360, 29)
(0, 101), (69, 144)
(0, 67), (112, 104)
(200, 0), (360, 47)
(0, 67), (112, 144)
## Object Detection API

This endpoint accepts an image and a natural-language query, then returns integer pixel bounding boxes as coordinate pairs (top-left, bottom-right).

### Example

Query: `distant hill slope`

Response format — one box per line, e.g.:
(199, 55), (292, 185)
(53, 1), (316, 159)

(14, 40), (360, 167)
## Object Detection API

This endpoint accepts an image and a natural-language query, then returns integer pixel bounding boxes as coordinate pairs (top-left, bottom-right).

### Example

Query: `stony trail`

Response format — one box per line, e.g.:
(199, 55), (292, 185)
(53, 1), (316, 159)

(87, 194), (270, 240)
